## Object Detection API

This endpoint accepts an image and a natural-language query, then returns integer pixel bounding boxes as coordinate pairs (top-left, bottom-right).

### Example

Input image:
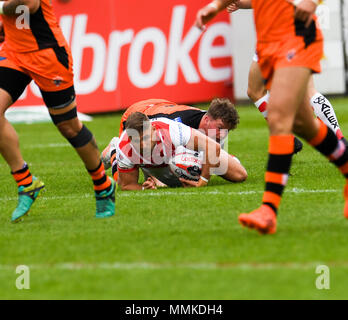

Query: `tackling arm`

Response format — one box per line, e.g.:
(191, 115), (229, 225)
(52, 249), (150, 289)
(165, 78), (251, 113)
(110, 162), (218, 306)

(118, 168), (157, 191)
(211, 151), (247, 182)
(185, 128), (224, 187)
(184, 129), (247, 187)
(1, 0), (40, 15)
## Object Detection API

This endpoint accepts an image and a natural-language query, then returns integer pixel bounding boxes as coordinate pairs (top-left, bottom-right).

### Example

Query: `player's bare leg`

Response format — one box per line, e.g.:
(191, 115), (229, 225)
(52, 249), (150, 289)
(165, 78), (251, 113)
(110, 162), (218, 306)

(49, 100), (115, 218)
(247, 60), (303, 153)
(0, 89), (24, 170)
(247, 60), (268, 104)
(293, 88), (348, 219)
(239, 66), (311, 234)
(0, 89), (45, 222)
(240, 66), (348, 234)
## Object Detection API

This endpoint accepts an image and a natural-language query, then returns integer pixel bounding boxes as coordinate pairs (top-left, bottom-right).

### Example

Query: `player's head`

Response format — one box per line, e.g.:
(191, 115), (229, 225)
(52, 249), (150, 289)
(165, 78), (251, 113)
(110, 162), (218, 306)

(125, 112), (156, 156)
(200, 98), (240, 142)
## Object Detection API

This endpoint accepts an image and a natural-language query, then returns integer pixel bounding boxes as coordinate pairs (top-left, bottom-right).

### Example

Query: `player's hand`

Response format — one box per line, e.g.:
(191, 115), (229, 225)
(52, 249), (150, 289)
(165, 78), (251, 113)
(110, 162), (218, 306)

(142, 177), (157, 190)
(288, 0), (318, 28)
(180, 178), (198, 188)
(179, 177), (208, 188)
(227, 1), (241, 13)
(0, 21), (4, 43)
(195, 3), (219, 31)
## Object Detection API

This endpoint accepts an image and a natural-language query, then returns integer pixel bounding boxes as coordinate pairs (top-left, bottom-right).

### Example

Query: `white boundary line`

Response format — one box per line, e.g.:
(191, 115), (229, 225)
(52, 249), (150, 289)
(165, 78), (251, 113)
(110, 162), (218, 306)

(22, 141), (110, 149)
(0, 261), (347, 271)
(0, 188), (340, 202)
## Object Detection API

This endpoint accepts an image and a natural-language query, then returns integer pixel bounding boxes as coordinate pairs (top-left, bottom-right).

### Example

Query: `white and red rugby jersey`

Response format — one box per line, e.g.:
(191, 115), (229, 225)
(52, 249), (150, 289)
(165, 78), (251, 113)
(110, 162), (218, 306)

(116, 118), (192, 172)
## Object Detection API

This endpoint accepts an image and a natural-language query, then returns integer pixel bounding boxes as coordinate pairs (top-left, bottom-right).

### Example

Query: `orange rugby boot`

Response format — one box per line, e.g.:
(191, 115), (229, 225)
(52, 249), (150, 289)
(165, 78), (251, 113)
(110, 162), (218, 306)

(239, 205), (277, 235)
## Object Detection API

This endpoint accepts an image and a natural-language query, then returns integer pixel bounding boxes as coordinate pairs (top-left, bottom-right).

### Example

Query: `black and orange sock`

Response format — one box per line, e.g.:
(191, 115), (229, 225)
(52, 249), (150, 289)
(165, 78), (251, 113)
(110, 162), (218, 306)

(88, 161), (112, 194)
(309, 119), (348, 179)
(11, 163), (33, 188)
(110, 149), (118, 182)
(262, 135), (294, 214)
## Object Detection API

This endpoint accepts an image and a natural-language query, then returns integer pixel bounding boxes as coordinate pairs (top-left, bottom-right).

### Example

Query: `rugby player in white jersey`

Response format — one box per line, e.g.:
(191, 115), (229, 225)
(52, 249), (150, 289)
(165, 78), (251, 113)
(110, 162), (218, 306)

(116, 112), (247, 190)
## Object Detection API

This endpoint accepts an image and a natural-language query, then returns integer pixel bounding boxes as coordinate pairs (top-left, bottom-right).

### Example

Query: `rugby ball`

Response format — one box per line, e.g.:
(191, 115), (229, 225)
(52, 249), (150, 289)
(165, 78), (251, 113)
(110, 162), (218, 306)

(169, 147), (203, 181)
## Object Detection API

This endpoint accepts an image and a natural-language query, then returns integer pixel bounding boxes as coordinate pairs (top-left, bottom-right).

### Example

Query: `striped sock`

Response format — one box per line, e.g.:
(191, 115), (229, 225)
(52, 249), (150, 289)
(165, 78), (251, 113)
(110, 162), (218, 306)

(88, 161), (112, 194)
(309, 119), (348, 178)
(110, 149), (118, 182)
(11, 163), (33, 188)
(262, 135), (294, 214)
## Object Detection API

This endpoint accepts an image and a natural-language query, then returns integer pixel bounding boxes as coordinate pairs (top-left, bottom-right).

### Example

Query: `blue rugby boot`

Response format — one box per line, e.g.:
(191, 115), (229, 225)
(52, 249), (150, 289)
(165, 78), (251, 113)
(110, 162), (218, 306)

(11, 177), (45, 223)
(95, 177), (115, 218)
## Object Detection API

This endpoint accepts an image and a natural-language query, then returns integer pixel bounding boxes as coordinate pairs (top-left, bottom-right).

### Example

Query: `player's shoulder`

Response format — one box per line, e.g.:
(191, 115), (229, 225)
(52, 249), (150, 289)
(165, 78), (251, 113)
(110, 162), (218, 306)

(116, 131), (135, 167)
(151, 117), (190, 133)
(150, 117), (174, 127)
(117, 130), (132, 156)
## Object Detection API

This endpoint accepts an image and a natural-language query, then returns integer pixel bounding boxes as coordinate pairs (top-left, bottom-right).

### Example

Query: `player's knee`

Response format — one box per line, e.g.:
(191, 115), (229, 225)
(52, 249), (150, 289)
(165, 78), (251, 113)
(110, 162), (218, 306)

(247, 85), (266, 103)
(56, 121), (81, 139)
(57, 121), (94, 148)
(50, 107), (83, 139)
(247, 86), (258, 102)
(69, 125), (93, 148)
(266, 109), (291, 134)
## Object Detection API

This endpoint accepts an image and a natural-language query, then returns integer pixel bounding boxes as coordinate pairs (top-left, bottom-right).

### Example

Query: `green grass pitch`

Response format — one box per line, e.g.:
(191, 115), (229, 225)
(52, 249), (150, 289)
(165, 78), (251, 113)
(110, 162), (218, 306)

(1, 98), (348, 300)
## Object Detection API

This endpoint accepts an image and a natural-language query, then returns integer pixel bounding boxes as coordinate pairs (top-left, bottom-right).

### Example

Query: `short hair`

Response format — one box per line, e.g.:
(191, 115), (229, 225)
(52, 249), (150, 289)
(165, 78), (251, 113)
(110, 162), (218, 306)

(207, 98), (240, 130)
(125, 112), (150, 135)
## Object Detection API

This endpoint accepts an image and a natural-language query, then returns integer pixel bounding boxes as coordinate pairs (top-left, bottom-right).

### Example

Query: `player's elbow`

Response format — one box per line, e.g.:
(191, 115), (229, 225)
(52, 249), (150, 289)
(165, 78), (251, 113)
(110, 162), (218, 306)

(118, 182), (131, 191)
(23, 0), (41, 14)
(234, 167), (248, 182)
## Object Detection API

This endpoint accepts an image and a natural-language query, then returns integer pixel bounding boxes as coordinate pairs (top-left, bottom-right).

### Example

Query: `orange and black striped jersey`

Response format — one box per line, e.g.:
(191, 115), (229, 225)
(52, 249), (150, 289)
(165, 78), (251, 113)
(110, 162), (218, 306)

(2, 0), (67, 52)
(119, 99), (206, 136)
(251, 0), (320, 43)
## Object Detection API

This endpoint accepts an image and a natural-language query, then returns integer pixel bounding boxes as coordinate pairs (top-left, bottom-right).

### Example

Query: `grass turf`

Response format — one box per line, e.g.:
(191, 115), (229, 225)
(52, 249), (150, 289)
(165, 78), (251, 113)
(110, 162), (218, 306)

(1, 98), (348, 299)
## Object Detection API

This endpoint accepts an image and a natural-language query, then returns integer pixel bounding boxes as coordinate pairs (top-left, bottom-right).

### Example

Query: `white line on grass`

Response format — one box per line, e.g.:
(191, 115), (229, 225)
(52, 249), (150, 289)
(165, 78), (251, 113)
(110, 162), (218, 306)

(0, 188), (340, 202)
(23, 142), (110, 149)
(0, 261), (347, 271)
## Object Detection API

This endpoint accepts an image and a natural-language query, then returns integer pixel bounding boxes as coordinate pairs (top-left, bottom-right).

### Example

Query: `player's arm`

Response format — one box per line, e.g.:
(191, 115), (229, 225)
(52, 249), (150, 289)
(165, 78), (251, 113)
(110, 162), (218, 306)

(211, 153), (247, 182)
(0, 0), (40, 15)
(227, 0), (252, 13)
(118, 168), (156, 191)
(195, 0), (235, 30)
(184, 128), (225, 187)
(287, 0), (318, 28)
(185, 130), (247, 186)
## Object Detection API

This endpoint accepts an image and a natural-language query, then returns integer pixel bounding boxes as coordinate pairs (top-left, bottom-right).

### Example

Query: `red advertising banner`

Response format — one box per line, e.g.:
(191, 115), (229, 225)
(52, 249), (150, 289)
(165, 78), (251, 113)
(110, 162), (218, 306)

(14, 0), (234, 113)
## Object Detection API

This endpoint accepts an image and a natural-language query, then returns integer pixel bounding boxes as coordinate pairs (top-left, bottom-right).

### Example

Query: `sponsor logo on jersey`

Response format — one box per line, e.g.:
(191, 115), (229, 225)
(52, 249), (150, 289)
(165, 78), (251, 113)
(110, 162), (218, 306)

(286, 49), (296, 61)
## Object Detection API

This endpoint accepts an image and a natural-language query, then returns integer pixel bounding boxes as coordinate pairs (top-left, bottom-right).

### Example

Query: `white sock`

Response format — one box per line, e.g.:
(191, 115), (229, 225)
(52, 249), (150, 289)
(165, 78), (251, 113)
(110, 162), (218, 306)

(310, 92), (343, 138)
(254, 92), (269, 119)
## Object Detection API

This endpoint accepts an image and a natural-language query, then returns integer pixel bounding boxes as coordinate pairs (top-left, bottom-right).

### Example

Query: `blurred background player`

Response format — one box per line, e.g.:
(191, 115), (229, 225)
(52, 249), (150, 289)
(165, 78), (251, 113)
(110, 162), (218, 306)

(196, 0), (348, 234)
(116, 112), (246, 190)
(0, 0), (114, 221)
(227, 0), (348, 148)
(101, 98), (246, 187)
